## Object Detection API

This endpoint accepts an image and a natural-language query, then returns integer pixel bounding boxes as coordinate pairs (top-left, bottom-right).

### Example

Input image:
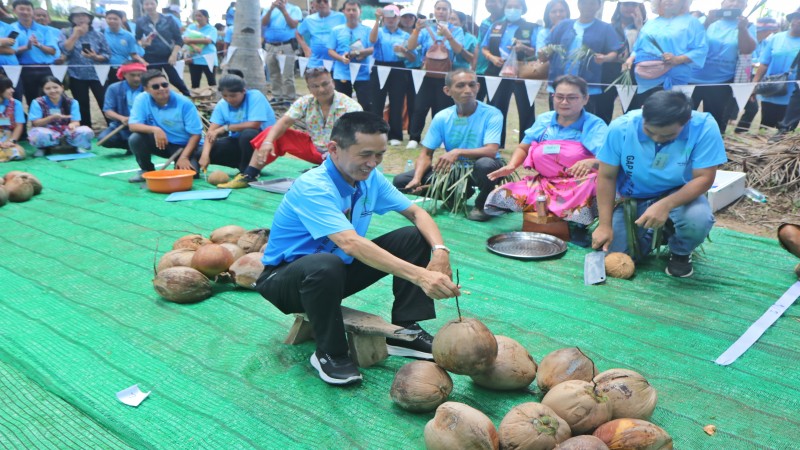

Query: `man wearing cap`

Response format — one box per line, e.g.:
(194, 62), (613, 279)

(99, 61), (146, 152)
(296, 0), (345, 69)
(262, 0), (302, 106)
(11, 0), (60, 106)
(136, 0), (190, 97)
(734, 16), (779, 133)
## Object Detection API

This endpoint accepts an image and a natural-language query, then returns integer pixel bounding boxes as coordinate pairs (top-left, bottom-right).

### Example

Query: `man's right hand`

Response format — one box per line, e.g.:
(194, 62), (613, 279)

(256, 141), (273, 165)
(403, 177), (422, 193)
(418, 269), (460, 300)
(199, 153), (210, 171)
(153, 128), (168, 150)
(592, 224), (613, 251)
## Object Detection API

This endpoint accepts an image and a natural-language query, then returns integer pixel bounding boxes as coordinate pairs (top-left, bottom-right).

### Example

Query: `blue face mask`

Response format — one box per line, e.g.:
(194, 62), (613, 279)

(505, 8), (522, 22)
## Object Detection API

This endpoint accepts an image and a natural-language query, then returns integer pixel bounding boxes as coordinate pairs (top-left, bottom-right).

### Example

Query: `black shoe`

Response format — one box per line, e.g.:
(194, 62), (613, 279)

(769, 129), (789, 143)
(309, 351), (362, 386)
(665, 253), (693, 278)
(128, 171), (145, 183)
(386, 323), (434, 360)
(466, 207), (491, 222)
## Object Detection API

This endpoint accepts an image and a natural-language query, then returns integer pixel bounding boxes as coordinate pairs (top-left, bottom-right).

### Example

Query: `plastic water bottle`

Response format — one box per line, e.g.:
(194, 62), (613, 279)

(743, 187), (767, 203)
(404, 159), (414, 173)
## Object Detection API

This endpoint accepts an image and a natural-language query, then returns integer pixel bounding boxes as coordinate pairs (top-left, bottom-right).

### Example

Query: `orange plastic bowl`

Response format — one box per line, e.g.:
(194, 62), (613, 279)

(142, 169), (195, 193)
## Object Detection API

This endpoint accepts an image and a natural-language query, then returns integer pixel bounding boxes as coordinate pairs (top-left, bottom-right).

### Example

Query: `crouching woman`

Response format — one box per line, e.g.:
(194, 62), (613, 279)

(28, 76), (94, 156)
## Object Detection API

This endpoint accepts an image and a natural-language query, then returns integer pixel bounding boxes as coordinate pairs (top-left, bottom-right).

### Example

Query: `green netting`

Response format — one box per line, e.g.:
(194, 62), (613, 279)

(1, 143), (799, 449)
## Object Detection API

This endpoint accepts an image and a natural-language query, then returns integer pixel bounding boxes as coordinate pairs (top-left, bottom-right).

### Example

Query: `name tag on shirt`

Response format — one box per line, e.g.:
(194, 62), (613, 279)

(543, 144), (561, 155)
(0, 117), (10, 126)
(651, 152), (669, 170)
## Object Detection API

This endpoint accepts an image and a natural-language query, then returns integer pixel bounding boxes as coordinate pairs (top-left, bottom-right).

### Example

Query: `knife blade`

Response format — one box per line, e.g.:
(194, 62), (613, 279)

(584, 251), (607, 285)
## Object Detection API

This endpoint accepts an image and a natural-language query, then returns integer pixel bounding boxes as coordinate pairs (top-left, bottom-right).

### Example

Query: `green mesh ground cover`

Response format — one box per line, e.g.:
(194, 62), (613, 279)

(1, 143), (799, 449)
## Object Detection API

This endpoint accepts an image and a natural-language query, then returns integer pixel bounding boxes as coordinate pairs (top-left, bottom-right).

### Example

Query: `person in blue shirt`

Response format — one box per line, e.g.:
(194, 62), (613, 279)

(27, 76), (95, 156)
(104, 10), (145, 86)
(327, 1), (374, 112)
(0, 21), (20, 68)
(136, 0), (190, 97)
(99, 61), (146, 152)
(690, 0), (756, 133)
(256, 111), (459, 386)
(475, 0), (504, 101)
(393, 69), (504, 222)
(225, 2), (236, 27)
(198, 73), (275, 175)
(760, 9), (800, 133)
(11, 0), (60, 107)
(262, 0), (302, 104)
(163, 5), (182, 29)
(449, 11), (476, 71)
(0, 76), (26, 162)
(127, 70), (203, 182)
(296, 0), (346, 69)
(735, 17), (778, 133)
(184, 10), (218, 89)
(593, 91), (727, 278)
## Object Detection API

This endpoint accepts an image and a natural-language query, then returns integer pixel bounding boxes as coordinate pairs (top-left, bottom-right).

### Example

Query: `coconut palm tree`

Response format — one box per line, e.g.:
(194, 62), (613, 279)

(228, 0), (269, 96)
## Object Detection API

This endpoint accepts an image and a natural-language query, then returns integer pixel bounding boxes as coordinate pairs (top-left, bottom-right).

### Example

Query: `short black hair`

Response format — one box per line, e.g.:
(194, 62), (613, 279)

(444, 68), (476, 87)
(0, 76), (13, 94)
(343, 0), (361, 9)
(218, 74), (245, 93)
(226, 68), (244, 79)
(552, 74), (588, 97)
(106, 9), (125, 19)
(196, 9), (209, 18)
(642, 91), (693, 127)
(330, 112), (389, 150)
(12, 0), (34, 8)
(142, 69), (168, 88)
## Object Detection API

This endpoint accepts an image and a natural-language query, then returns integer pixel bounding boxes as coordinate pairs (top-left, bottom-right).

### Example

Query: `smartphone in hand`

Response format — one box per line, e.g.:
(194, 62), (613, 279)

(82, 42), (91, 52)
(8, 31), (18, 40)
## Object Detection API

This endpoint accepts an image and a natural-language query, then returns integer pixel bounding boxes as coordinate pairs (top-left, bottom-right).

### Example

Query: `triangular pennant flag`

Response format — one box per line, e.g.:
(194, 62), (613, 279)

(224, 46), (237, 65)
(524, 80), (543, 106)
(616, 85), (637, 112)
(276, 54), (286, 73)
(50, 65), (68, 82)
(730, 83), (755, 111)
(2, 65), (21, 87)
(672, 84), (695, 98)
(377, 65), (391, 89)
(298, 56), (309, 75)
(485, 76), (501, 102)
(258, 49), (268, 65)
(174, 60), (185, 78)
(349, 63), (361, 84)
(93, 65), (111, 83)
(322, 59), (333, 72)
(203, 53), (215, 72)
(367, 60), (374, 75)
(411, 69), (425, 93)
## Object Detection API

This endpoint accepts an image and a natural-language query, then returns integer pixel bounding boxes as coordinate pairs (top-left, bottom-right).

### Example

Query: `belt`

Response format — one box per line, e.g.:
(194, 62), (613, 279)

(266, 39), (294, 46)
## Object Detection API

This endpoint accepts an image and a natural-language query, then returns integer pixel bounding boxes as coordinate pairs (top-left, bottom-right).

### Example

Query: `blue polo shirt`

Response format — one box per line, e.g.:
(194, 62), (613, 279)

(328, 23), (373, 81)
(373, 27), (410, 63)
(186, 23), (218, 66)
(129, 91), (203, 146)
(263, 157), (413, 266)
(598, 110), (727, 199)
(210, 90), (275, 136)
(422, 101), (503, 158)
(297, 12), (346, 68)
(12, 21), (60, 64)
(522, 110), (608, 154)
(28, 96), (81, 122)
(475, 17), (495, 75)
(417, 23), (464, 62)
(103, 80), (144, 121)
(757, 31), (800, 105)
(632, 14), (707, 92)
(691, 19), (756, 83)
(263, 4), (302, 43)
(105, 28), (141, 65)
(0, 22), (19, 65)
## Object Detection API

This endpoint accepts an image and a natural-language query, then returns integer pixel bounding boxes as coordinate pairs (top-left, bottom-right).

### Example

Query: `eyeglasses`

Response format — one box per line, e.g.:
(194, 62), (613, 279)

(149, 82), (170, 90)
(553, 94), (582, 103)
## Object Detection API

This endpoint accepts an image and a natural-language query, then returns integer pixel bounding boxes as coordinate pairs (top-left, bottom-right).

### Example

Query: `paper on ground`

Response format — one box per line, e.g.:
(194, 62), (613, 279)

(116, 384), (150, 407)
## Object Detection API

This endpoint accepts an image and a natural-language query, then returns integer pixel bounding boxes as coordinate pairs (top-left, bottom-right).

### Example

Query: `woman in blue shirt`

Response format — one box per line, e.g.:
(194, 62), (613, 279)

(28, 76), (95, 156)
(752, 11), (800, 129)
(449, 11), (476, 70)
(104, 10), (144, 86)
(184, 10), (218, 89)
(0, 76), (25, 162)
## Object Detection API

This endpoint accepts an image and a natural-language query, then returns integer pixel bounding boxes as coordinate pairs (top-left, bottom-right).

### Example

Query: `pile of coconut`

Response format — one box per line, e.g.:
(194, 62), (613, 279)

(389, 317), (671, 450)
(0, 171), (43, 206)
(152, 225), (269, 303)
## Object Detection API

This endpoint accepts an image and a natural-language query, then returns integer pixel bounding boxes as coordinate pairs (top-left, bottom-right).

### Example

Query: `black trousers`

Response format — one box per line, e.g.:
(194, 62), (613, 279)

(408, 76), (453, 142)
(778, 86), (800, 132)
(334, 79), (372, 112)
(207, 129), (259, 172)
(735, 97), (759, 132)
(691, 83), (734, 133)
(592, 87), (617, 125)
(490, 79), (534, 148)
(17, 66), (52, 106)
(189, 63), (217, 89)
(143, 54), (191, 96)
(129, 132), (198, 172)
(255, 226), (436, 356)
(70, 78), (106, 128)
(760, 101), (786, 129)
(369, 62), (407, 141)
(105, 68), (121, 88)
(392, 157), (504, 209)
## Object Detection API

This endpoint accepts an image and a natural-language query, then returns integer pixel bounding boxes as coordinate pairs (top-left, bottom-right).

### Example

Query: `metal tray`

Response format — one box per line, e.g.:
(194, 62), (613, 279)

(249, 178), (295, 194)
(486, 232), (568, 260)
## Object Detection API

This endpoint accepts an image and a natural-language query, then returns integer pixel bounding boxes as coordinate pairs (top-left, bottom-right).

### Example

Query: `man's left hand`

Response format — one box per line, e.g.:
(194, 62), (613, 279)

(635, 200), (671, 229)
(433, 150), (458, 172)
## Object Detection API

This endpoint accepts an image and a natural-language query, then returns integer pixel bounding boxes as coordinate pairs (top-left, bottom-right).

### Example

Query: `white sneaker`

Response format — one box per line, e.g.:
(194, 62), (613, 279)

(33, 149), (44, 158)
(406, 140), (418, 149)
(389, 139), (402, 146)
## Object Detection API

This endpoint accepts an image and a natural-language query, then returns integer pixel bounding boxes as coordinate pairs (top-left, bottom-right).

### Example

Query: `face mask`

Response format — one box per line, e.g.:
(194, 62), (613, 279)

(504, 8), (522, 22)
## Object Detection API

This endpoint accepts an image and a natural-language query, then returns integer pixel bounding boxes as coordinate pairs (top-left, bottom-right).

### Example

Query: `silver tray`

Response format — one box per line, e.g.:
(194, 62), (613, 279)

(486, 232), (568, 260)
(249, 178), (295, 194)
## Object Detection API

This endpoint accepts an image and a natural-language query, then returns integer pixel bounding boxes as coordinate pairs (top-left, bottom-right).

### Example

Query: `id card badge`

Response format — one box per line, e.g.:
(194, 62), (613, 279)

(651, 153), (669, 170)
(0, 117), (10, 126)
(542, 144), (561, 155)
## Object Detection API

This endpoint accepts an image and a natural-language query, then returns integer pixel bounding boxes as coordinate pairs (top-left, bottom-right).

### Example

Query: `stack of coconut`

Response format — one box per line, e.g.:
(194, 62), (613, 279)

(0, 171), (43, 206)
(152, 225), (269, 303)
(390, 317), (671, 450)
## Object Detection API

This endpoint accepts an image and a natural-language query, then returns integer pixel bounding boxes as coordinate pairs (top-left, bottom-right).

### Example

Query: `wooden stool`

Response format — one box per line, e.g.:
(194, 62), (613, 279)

(284, 306), (416, 367)
(523, 211), (570, 242)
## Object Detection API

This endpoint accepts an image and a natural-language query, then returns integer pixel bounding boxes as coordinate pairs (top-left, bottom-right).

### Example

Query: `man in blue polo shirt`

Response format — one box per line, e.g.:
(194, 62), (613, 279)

(393, 69), (504, 222)
(296, 0), (345, 69)
(257, 112), (459, 386)
(327, 0), (373, 111)
(592, 91), (728, 278)
(127, 69), (203, 182)
(262, 0), (302, 105)
(99, 61), (146, 152)
(12, 0), (60, 106)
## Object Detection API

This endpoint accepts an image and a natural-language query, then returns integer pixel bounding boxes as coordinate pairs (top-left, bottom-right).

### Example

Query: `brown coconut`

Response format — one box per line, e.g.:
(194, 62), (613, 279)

(432, 318), (498, 375)
(5, 177), (34, 202)
(0, 186), (7, 206)
(229, 252), (265, 289)
(555, 435), (610, 450)
(191, 244), (235, 278)
(593, 369), (658, 420)
(172, 234), (211, 250)
(238, 228), (270, 253)
(207, 170), (230, 185)
(424, 401), (499, 450)
(470, 335), (537, 390)
(537, 347), (597, 393)
(499, 402), (571, 450)
(593, 419), (673, 450)
(210, 225), (246, 244)
(259, 242), (267, 253)
(220, 243), (245, 261)
(605, 252), (635, 279)
(14, 172), (42, 195)
(157, 248), (196, 273)
(3, 170), (24, 183)
(541, 380), (612, 436)
(390, 360), (453, 413)
(153, 266), (212, 303)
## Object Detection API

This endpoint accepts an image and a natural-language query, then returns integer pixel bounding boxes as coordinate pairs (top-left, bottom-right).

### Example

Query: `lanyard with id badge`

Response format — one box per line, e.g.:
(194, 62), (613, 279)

(651, 142), (670, 170)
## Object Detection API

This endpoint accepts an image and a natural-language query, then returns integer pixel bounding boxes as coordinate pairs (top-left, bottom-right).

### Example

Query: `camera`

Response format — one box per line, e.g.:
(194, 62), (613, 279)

(715, 8), (743, 18)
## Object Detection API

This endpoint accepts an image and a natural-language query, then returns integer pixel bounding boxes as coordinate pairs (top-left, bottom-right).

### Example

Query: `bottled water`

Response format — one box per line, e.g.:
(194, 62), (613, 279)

(743, 187), (767, 203)
(404, 159), (414, 173)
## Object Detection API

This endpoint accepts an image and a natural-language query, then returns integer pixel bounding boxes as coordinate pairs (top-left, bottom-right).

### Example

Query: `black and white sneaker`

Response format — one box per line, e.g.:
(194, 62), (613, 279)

(666, 253), (693, 278)
(386, 323), (434, 360)
(310, 351), (362, 386)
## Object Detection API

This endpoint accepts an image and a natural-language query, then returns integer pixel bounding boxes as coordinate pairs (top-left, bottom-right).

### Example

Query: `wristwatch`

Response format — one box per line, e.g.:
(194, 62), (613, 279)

(432, 244), (450, 253)
(223, 124), (230, 132)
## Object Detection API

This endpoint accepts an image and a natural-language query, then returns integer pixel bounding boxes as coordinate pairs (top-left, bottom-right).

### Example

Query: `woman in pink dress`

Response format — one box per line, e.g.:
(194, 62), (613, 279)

(485, 75), (608, 246)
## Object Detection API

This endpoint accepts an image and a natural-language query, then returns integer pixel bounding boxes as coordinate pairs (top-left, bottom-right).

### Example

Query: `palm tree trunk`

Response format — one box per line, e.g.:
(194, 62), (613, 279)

(44, 0), (53, 15)
(228, 0), (269, 95)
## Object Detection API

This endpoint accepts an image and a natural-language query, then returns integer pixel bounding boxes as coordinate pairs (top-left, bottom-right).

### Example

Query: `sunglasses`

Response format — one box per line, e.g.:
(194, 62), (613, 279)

(149, 82), (170, 90)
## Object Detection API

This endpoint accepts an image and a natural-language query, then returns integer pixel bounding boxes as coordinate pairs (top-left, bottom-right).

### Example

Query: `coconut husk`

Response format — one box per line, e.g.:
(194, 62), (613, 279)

(723, 133), (800, 190)
(390, 360), (453, 413)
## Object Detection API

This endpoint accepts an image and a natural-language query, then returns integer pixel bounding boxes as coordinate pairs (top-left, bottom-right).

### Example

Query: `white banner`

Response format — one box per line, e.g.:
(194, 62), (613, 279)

(93, 65), (111, 83)
(377, 65), (391, 89)
(276, 54), (286, 73)
(2, 65), (21, 87)
(524, 80), (543, 106)
(411, 69), (425, 93)
(297, 56), (309, 75)
(224, 46), (237, 65)
(349, 63), (360, 84)
(174, 60), (185, 77)
(322, 59), (333, 72)
(730, 83), (755, 111)
(616, 85), (637, 113)
(672, 84), (695, 98)
(50, 65), (68, 82)
(485, 76), (501, 102)
(203, 53), (215, 72)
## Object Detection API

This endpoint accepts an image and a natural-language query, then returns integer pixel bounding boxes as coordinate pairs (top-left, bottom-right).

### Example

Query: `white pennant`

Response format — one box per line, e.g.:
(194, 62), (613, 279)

(377, 65), (391, 89)
(93, 65), (111, 83)
(484, 76), (501, 102)
(276, 54), (286, 73)
(297, 56), (309, 75)
(411, 69), (425, 93)
(174, 60), (185, 78)
(203, 53), (215, 72)
(50, 65), (68, 82)
(322, 59), (333, 72)
(2, 65), (21, 87)
(258, 48), (268, 65)
(224, 46), (237, 65)
(672, 84), (695, 98)
(524, 80), (543, 106)
(730, 83), (755, 111)
(616, 85), (637, 112)
(349, 63), (361, 84)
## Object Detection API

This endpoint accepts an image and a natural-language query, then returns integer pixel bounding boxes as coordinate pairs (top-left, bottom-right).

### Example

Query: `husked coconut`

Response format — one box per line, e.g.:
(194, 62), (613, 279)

(210, 225), (246, 244)
(157, 248), (196, 273)
(153, 266), (212, 303)
(173, 234), (211, 250)
(605, 253), (635, 279)
(207, 170), (230, 185)
(499, 402), (571, 450)
(220, 243), (245, 261)
(537, 347), (597, 393)
(541, 380), (612, 435)
(191, 244), (235, 277)
(470, 335), (537, 390)
(229, 252), (265, 289)
(5, 177), (34, 202)
(424, 402), (499, 450)
(238, 228), (270, 253)
(555, 435), (610, 449)
(390, 361), (453, 413)
(0, 186), (7, 206)
(593, 419), (673, 450)
(432, 318), (497, 375)
(593, 369), (657, 420)
(3, 170), (24, 183)
(12, 172), (42, 195)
